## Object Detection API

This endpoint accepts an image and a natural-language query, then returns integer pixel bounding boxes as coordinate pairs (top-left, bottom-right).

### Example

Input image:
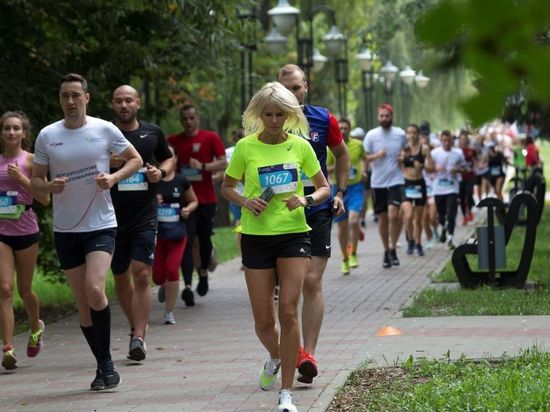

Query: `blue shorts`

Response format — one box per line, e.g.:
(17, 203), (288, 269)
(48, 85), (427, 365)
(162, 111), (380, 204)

(333, 183), (365, 223)
(229, 202), (242, 224)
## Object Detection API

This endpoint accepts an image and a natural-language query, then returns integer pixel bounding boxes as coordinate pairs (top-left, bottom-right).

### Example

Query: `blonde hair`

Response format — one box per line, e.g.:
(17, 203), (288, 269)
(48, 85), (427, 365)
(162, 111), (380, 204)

(242, 82), (308, 138)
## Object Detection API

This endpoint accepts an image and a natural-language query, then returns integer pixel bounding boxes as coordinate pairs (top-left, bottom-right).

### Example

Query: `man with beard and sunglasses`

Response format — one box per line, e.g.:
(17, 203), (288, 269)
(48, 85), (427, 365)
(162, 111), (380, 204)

(363, 104), (407, 268)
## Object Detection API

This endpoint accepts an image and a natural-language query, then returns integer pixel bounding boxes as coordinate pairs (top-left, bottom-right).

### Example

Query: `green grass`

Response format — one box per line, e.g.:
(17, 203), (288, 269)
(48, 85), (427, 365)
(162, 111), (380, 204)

(404, 201), (550, 317)
(12, 226), (239, 334)
(329, 347), (550, 412)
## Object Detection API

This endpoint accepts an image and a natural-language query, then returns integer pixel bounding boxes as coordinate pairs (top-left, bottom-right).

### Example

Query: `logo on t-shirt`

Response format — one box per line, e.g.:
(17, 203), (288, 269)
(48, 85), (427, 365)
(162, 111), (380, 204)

(192, 143), (201, 153)
(310, 131), (320, 142)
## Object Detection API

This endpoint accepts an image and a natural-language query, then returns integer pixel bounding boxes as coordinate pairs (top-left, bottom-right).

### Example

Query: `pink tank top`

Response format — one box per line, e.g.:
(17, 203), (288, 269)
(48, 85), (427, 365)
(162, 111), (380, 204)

(0, 150), (39, 236)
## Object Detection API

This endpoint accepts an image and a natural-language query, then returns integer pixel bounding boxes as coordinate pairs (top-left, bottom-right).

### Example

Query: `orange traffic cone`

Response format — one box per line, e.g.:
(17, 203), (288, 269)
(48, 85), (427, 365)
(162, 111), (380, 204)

(376, 325), (403, 336)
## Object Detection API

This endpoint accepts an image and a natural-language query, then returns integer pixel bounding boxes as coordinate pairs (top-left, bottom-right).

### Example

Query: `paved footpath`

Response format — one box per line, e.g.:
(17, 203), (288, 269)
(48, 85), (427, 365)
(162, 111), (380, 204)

(2, 215), (549, 411)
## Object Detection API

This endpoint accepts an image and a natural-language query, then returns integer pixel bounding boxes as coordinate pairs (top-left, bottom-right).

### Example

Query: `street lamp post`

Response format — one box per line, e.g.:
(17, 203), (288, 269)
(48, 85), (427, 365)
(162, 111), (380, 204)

(237, 7), (258, 114)
(399, 65), (416, 125)
(380, 60), (399, 105)
(356, 42), (376, 130)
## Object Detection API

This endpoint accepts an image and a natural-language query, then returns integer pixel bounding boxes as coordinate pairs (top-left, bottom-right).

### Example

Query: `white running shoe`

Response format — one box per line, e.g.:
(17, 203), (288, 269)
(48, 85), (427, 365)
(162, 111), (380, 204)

(278, 389), (298, 412)
(258, 358), (280, 391)
(163, 311), (176, 325)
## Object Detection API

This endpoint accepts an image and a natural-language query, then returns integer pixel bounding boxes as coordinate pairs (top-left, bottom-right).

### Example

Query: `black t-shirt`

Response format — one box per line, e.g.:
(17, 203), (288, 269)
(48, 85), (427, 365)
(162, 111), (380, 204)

(110, 121), (173, 233)
(156, 173), (191, 225)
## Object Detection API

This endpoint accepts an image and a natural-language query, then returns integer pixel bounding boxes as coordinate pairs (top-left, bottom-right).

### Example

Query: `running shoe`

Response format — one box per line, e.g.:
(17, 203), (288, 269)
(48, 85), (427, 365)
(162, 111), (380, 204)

(406, 240), (415, 255)
(258, 358), (280, 391)
(207, 247), (218, 272)
(433, 227), (440, 242)
(27, 319), (45, 357)
(90, 369), (105, 391)
(389, 249), (400, 266)
(164, 311), (176, 325)
(128, 336), (146, 361)
(416, 243), (425, 257)
(447, 238), (455, 250)
(157, 285), (165, 303)
(425, 238), (434, 249)
(99, 360), (121, 389)
(296, 347), (318, 384)
(181, 287), (195, 306)
(341, 259), (350, 275)
(358, 228), (365, 241)
(440, 228), (447, 243)
(360, 218), (366, 228)
(197, 274), (209, 297)
(278, 389), (298, 412)
(383, 250), (392, 268)
(349, 253), (358, 268)
(2, 345), (17, 370)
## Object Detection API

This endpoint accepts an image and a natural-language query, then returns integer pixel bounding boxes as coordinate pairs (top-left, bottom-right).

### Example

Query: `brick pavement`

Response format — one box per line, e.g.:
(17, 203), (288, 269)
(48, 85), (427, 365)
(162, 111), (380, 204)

(2, 214), (549, 411)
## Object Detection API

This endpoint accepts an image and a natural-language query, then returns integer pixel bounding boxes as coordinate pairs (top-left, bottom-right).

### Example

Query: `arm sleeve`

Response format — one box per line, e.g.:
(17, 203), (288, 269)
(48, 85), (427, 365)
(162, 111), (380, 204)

(327, 113), (343, 147)
(225, 141), (245, 180)
(33, 133), (49, 165)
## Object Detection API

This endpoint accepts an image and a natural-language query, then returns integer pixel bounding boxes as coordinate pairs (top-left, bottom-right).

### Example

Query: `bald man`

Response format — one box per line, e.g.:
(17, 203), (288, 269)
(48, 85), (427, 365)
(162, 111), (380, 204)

(110, 85), (173, 362)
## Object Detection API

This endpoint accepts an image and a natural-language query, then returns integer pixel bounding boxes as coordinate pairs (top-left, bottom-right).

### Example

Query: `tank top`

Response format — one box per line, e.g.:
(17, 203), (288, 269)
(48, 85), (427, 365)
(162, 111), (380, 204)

(0, 150), (39, 236)
(403, 144), (425, 168)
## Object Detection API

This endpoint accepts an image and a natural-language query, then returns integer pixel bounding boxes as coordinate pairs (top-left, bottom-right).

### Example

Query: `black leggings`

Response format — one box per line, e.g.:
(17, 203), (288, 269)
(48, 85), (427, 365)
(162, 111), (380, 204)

(459, 179), (475, 216)
(180, 203), (216, 286)
(435, 193), (459, 236)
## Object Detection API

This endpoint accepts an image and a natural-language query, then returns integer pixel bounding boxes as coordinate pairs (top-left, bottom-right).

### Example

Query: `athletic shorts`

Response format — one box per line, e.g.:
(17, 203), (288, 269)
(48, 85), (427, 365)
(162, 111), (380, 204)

(488, 173), (505, 187)
(0, 232), (40, 251)
(306, 208), (333, 257)
(402, 178), (427, 206)
(333, 183), (365, 223)
(241, 232), (311, 269)
(54, 228), (116, 270)
(373, 185), (404, 215)
(111, 228), (156, 275)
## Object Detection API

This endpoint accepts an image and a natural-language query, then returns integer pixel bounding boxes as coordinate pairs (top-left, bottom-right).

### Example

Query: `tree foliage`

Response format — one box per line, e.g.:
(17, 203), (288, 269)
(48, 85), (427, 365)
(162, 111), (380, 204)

(416, 0), (550, 133)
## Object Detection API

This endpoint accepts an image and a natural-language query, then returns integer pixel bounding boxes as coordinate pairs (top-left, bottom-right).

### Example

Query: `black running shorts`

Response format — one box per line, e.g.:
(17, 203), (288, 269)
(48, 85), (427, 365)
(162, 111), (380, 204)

(241, 232), (311, 269)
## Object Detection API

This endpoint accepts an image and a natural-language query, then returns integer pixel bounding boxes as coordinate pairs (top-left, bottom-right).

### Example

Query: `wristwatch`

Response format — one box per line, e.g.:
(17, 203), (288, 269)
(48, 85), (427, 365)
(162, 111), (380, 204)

(336, 187), (347, 196)
(305, 195), (314, 206)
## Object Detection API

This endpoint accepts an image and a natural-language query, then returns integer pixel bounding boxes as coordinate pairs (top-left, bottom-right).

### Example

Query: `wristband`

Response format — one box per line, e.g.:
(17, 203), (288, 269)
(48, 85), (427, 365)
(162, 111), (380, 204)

(202, 163), (206, 171)
(336, 186), (347, 196)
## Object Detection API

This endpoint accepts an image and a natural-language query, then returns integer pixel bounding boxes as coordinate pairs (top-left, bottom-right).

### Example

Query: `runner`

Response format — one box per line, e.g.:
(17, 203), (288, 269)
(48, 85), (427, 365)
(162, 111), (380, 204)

(0, 111), (49, 370)
(31, 73), (142, 390)
(221, 82), (330, 412)
(152, 145), (198, 325)
(277, 64), (349, 385)
(363, 104), (407, 268)
(167, 104), (226, 306)
(327, 118), (365, 274)
(431, 130), (465, 250)
(400, 123), (433, 256)
(458, 130), (476, 224)
(110, 85), (174, 361)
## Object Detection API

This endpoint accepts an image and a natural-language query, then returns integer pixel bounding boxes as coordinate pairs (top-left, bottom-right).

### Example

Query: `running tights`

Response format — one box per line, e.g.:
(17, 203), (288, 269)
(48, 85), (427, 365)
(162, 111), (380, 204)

(459, 179), (475, 216)
(435, 193), (459, 236)
(153, 237), (187, 284)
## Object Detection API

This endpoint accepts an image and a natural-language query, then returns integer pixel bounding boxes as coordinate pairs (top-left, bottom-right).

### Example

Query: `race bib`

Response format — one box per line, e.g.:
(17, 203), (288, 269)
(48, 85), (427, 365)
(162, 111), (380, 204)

(404, 185), (422, 199)
(300, 171), (313, 187)
(349, 167), (357, 180)
(490, 166), (501, 176)
(258, 163), (298, 194)
(181, 165), (203, 182)
(118, 168), (148, 191)
(436, 178), (454, 189)
(157, 203), (180, 222)
(0, 191), (18, 214)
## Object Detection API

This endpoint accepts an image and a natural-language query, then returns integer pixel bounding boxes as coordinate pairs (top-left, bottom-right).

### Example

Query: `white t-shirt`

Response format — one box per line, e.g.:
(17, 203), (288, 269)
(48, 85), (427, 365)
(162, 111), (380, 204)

(363, 126), (407, 188)
(431, 147), (465, 195)
(34, 116), (130, 232)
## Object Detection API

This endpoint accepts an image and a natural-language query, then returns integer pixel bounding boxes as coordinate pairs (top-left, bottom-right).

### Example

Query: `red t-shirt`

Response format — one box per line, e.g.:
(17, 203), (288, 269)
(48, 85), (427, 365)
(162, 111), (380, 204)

(525, 143), (540, 167)
(461, 147), (476, 180)
(167, 129), (226, 204)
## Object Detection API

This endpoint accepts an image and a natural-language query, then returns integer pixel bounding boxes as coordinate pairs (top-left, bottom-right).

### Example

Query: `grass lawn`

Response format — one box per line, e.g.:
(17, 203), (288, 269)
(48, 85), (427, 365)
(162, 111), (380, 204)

(13, 226), (239, 334)
(328, 347), (550, 412)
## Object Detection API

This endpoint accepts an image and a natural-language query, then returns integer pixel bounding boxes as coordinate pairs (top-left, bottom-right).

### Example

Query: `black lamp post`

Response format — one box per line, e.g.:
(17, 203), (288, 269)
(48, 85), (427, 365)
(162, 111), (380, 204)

(237, 7), (258, 114)
(356, 41), (376, 130)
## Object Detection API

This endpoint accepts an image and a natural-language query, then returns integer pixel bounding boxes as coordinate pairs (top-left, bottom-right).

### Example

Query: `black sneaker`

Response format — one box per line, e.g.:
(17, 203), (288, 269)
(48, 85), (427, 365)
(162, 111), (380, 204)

(127, 336), (146, 361)
(390, 249), (399, 266)
(406, 240), (415, 255)
(90, 369), (105, 391)
(383, 250), (392, 268)
(197, 275), (209, 297)
(181, 287), (195, 306)
(447, 239), (455, 250)
(99, 360), (121, 389)
(157, 285), (165, 303)
(440, 228), (447, 243)
(416, 243), (425, 256)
